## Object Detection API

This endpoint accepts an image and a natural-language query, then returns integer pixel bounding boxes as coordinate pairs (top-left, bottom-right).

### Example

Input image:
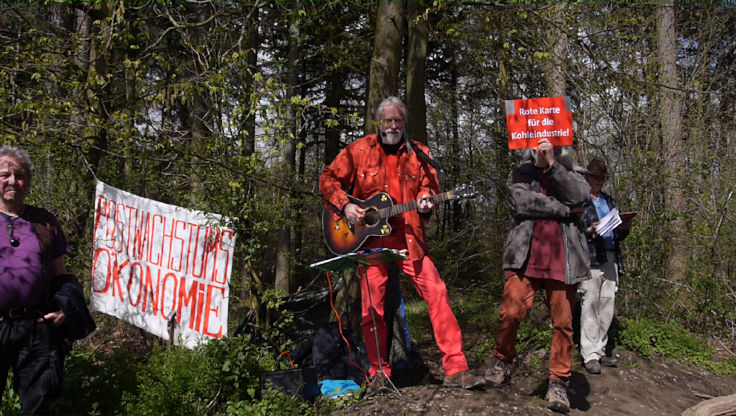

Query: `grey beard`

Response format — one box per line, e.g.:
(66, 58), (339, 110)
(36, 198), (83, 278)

(382, 130), (402, 145)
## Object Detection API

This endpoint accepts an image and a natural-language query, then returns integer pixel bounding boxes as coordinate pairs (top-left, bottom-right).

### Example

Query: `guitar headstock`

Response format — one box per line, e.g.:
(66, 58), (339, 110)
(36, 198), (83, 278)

(449, 183), (477, 200)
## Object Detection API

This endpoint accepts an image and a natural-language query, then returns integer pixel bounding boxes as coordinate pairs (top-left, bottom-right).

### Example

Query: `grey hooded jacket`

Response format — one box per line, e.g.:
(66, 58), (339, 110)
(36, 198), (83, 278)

(502, 156), (592, 285)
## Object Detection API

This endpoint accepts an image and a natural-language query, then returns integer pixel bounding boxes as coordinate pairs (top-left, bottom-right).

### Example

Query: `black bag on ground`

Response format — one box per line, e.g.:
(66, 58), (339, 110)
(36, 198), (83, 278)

(291, 322), (369, 384)
(259, 362), (319, 401)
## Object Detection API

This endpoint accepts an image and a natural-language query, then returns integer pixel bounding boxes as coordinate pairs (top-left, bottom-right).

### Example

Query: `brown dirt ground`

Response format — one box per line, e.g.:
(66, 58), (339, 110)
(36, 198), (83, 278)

(336, 346), (736, 415)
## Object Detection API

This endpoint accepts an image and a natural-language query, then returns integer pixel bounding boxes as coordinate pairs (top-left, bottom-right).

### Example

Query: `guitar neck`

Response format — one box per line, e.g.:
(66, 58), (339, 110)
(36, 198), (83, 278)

(380, 191), (455, 218)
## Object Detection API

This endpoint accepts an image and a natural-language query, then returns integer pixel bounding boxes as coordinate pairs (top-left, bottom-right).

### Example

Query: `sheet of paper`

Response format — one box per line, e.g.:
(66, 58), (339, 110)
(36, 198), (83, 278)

(596, 207), (621, 236)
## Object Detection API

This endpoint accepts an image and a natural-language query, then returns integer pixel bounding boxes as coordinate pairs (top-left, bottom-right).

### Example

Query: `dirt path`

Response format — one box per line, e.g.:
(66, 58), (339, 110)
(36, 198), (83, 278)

(338, 350), (736, 415)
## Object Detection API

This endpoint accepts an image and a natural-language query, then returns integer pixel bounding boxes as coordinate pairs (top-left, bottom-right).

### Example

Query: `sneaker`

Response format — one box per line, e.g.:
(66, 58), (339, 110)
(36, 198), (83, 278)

(443, 370), (486, 390)
(545, 379), (570, 414)
(484, 358), (512, 387)
(366, 375), (387, 396)
(584, 359), (601, 374)
(600, 356), (618, 367)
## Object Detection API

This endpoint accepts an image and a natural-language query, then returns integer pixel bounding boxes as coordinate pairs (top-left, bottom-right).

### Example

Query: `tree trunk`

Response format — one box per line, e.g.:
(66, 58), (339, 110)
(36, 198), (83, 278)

(682, 393), (736, 416)
(657, 2), (687, 283)
(365, 0), (405, 133)
(243, 5), (259, 156)
(406, 0), (428, 144)
(545, 2), (568, 97)
(274, 12), (301, 293)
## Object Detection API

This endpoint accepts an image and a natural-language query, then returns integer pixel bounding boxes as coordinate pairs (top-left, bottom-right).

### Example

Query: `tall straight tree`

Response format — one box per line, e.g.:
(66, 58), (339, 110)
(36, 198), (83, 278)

(657, 2), (687, 283)
(406, 0), (429, 144)
(545, 3), (568, 98)
(366, 0), (405, 133)
(275, 5), (302, 293)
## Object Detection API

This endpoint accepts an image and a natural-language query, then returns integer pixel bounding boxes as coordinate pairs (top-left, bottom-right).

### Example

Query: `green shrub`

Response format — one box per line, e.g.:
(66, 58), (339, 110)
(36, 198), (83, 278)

(121, 334), (274, 416)
(516, 319), (553, 354)
(54, 347), (139, 416)
(618, 317), (709, 362)
(617, 317), (736, 375)
(225, 388), (315, 416)
(1, 373), (21, 416)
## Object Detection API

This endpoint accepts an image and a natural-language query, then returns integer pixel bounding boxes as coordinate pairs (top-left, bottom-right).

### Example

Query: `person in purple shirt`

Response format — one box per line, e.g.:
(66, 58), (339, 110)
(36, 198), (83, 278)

(0, 145), (95, 415)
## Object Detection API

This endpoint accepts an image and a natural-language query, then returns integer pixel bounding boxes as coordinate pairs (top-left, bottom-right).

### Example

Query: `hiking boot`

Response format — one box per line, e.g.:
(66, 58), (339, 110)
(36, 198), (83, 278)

(600, 356), (618, 367)
(443, 370), (486, 390)
(366, 375), (387, 396)
(484, 358), (512, 387)
(584, 359), (601, 374)
(545, 379), (570, 414)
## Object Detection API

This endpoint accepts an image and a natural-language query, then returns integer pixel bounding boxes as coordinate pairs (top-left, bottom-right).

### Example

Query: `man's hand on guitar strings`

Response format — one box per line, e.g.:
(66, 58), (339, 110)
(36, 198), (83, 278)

(344, 203), (365, 225)
(417, 193), (435, 213)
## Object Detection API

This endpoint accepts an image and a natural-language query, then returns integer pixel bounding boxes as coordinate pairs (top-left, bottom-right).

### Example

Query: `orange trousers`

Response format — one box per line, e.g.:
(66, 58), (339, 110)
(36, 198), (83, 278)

(360, 255), (468, 378)
(494, 274), (577, 381)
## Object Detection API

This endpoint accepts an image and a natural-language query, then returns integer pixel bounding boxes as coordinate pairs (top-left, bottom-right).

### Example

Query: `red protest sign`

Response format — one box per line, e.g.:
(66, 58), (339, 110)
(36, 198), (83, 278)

(505, 96), (573, 149)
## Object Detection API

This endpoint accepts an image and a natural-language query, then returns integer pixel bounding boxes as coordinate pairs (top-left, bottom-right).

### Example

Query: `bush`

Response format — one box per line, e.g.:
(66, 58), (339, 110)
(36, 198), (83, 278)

(225, 388), (315, 416)
(617, 317), (736, 375)
(121, 334), (273, 416)
(54, 347), (139, 415)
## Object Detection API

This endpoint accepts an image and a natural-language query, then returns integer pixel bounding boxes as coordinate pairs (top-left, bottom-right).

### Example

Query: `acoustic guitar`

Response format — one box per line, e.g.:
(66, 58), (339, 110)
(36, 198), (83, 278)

(322, 183), (476, 255)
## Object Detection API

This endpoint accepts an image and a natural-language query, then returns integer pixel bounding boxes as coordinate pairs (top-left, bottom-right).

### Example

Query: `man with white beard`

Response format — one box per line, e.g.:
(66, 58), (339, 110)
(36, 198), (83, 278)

(320, 96), (485, 394)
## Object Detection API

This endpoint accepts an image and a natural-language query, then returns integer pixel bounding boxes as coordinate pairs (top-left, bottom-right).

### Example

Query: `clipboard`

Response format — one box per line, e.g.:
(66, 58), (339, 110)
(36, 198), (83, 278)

(619, 211), (637, 221)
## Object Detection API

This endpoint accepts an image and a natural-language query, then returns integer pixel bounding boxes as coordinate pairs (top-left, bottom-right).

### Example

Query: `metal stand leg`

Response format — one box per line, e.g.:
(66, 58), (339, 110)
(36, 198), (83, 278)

(361, 264), (400, 396)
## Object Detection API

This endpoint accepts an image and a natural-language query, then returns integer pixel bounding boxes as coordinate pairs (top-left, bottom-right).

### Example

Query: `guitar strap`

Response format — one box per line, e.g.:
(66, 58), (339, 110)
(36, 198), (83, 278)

(326, 138), (444, 216)
(405, 138), (447, 179)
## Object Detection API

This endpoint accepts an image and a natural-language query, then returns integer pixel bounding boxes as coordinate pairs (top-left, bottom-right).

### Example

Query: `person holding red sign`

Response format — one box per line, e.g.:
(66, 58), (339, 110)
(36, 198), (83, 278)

(485, 139), (591, 414)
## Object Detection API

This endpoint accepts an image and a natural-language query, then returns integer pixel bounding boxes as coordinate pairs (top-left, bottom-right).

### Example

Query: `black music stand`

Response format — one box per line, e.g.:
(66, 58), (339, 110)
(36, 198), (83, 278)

(310, 248), (408, 396)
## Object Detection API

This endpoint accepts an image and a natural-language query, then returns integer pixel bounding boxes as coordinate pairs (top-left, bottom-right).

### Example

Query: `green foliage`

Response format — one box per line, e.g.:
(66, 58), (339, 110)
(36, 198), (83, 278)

(53, 347), (139, 416)
(516, 316), (554, 354)
(121, 335), (272, 416)
(617, 317), (736, 375)
(225, 388), (315, 416)
(1, 373), (21, 416)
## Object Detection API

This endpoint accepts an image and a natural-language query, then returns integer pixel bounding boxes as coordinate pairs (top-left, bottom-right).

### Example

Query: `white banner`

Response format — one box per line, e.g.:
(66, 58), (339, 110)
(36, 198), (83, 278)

(90, 181), (235, 349)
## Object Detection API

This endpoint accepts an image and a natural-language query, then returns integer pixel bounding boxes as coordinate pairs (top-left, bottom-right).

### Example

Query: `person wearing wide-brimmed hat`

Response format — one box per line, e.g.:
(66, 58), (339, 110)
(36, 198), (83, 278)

(578, 157), (632, 375)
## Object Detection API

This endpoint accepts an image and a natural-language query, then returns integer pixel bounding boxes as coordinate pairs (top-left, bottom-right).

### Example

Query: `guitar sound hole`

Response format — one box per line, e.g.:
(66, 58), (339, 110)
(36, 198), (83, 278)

(363, 209), (379, 227)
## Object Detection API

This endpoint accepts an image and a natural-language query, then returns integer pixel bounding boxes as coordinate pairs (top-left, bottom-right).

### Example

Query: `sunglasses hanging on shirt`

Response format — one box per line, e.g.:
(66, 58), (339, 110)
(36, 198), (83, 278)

(7, 223), (19, 247)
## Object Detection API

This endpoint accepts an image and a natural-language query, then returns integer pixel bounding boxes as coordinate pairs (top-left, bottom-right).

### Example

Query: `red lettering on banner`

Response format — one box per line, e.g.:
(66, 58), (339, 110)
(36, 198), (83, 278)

(111, 253), (128, 302)
(104, 200), (117, 250)
(182, 222), (198, 276)
(148, 214), (164, 266)
(207, 229), (220, 283)
(132, 210), (149, 260)
(92, 248), (111, 293)
(128, 262), (144, 308)
(161, 218), (176, 270)
(203, 284), (224, 338)
(122, 204), (135, 255)
(190, 226), (208, 279)
(114, 203), (129, 252)
(93, 195), (108, 238)
(177, 277), (199, 330)
(92, 183), (234, 347)
(196, 282), (205, 331)
(213, 229), (233, 284)
(160, 272), (178, 320)
(142, 266), (160, 315)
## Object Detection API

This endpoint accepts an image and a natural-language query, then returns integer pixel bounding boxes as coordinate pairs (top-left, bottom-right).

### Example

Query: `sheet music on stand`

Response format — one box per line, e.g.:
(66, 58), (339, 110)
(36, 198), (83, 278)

(309, 248), (407, 396)
(596, 207), (621, 236)
(309, 248), (408, 272)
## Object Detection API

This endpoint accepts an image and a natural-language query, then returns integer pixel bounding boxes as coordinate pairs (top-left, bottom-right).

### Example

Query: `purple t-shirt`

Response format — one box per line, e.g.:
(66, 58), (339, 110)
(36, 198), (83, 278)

(0, 205), (70, 311)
